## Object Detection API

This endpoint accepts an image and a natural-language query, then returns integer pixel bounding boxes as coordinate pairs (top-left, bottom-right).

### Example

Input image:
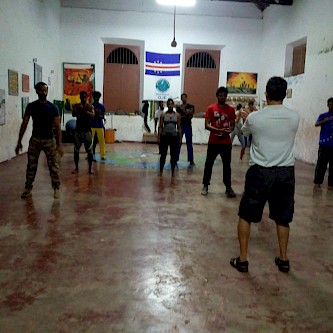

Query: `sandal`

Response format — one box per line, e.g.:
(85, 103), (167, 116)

(230, 257), (249, 273)
(275, 257), (289, 273)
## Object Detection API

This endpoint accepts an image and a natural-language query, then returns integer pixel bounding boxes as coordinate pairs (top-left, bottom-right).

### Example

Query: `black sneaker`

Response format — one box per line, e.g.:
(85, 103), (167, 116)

(275, 257), (289, 273)
(230, 257), (249, 273)
(225, 188), (236, 198)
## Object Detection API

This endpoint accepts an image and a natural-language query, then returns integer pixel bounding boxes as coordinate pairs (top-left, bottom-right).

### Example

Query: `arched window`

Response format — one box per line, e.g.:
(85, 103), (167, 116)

(186, 52), (216, 69)
(106, 47), (138, 64)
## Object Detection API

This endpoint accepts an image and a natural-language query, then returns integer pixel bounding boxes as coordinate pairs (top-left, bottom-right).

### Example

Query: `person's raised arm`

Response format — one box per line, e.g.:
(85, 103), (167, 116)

(86, 105), (95, 118)
(315, 115), (333, 126)
(187, 105), (195, 119)
(204, 117), (224, 135)
(72, 104), (77, 117)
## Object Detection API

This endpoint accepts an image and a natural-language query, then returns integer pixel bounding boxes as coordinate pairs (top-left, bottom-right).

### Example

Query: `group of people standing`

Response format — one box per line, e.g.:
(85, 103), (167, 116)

(71, 90), (107, 175)
(156, 93), (195, 177)
(15, 78), (332, 274)
(156, 89), (254, 199)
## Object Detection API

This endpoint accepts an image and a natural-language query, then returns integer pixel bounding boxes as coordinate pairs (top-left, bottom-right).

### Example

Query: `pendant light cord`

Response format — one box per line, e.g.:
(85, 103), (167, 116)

(173, 5), (176, 39)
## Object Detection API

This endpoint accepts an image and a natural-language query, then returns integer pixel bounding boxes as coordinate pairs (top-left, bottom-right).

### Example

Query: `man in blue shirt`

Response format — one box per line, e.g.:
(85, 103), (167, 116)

(314, 97), (333, 189)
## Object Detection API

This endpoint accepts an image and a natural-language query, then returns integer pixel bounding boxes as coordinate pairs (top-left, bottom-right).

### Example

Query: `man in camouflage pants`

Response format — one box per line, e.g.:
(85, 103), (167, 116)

(15, 82), (63, 199)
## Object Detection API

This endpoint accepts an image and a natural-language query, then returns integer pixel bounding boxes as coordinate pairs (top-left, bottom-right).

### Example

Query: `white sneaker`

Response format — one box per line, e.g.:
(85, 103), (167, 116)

(201, 185), (208, 196)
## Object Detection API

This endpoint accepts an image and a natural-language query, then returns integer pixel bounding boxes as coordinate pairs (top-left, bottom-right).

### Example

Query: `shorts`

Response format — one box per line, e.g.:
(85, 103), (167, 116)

(238, 164), (295, 224)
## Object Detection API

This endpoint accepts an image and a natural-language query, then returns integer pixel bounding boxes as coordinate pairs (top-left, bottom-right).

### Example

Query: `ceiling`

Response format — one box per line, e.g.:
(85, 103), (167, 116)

(60, 0), (293, 19)
(217, 0), (293, 12)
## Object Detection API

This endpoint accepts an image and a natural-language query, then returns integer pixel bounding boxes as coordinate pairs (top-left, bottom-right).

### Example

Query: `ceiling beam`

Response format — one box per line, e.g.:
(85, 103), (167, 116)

(212, 0), (293, 12)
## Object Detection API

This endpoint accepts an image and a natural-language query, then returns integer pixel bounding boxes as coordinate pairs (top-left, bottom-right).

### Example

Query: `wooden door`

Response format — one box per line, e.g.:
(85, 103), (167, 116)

(104, 45), (140, 114)
(183, 49), (220, 114)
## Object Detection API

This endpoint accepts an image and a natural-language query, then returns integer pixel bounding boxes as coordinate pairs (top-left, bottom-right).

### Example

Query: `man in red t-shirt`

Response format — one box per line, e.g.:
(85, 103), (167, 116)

(201, 87), (236, 198)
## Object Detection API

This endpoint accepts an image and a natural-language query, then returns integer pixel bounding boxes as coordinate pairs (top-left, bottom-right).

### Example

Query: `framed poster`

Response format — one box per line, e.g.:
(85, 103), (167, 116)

(34, 63), (43, 86)
(0, 89), (5, 125)
(8, 70), (19, 96)
(22, 74), (30, 92)
(21, 97), (29, 119)
(226, 72), (257, 95)
(63, 63), (95, 104)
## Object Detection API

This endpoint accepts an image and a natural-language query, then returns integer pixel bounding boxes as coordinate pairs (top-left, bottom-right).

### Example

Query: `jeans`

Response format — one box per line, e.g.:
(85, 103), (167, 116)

(176, 125), (193, 162)
(202, 143), (232, 188)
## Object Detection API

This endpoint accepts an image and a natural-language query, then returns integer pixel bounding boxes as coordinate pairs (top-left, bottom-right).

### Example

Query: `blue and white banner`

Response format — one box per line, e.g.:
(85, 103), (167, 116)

(145, 52), (181, 76)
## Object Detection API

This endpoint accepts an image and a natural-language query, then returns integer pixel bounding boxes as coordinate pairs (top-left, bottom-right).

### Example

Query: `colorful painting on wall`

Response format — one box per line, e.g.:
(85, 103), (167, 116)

(34, 63), (42, 86)
(8, 70), (19, 96)
(0, 89), (5, 125)
(63, 63), (95, 104)
(22, 74), (30, 92)
(226, 72), (257, 95)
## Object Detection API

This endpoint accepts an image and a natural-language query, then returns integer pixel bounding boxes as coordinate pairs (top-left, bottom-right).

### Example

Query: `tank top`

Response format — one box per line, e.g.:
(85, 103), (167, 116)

(162, 112), (178, 136)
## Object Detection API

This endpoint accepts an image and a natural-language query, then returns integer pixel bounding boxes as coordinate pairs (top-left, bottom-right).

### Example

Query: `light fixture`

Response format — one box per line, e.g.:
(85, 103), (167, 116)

(171, 5), (177, 47)
(156, 0), (196, 6)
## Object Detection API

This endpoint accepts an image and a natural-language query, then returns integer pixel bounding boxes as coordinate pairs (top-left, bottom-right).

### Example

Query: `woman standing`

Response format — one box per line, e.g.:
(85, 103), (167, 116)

(158, 98), (181, 176)
(230, 103), (246, 160)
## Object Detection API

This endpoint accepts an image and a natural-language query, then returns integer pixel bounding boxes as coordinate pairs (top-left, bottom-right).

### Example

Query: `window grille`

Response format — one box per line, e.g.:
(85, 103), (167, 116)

(186, 52), (216, 69)
(107, 47), (138, 64)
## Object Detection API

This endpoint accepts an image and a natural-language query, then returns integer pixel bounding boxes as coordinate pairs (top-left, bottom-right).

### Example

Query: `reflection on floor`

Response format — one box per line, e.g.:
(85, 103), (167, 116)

(0, 142), (332, 332)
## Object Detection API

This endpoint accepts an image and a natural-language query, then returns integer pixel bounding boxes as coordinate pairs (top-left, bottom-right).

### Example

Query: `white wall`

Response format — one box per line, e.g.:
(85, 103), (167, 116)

(63, 112), (211, 144)
(0, 0), (61, 163)
(60, 7), (263, 106)
(59, 7), (263, 148)
(1, 1), (333, 164)
(260, 0), (333, 163)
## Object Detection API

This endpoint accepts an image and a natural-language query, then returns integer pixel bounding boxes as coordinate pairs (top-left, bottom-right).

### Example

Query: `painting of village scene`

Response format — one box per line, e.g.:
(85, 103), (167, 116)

(226, 72), (257, 95)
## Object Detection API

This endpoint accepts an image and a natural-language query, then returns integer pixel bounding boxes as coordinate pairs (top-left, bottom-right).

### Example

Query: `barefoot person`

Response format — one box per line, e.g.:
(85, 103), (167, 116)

(72, 91), (95, 174)
(230, 77), (300, 273)
(158, 98), (181, 177)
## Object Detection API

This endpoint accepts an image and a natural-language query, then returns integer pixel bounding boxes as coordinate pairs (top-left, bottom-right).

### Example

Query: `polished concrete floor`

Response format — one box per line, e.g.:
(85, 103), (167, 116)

(0, 142), (332, 333)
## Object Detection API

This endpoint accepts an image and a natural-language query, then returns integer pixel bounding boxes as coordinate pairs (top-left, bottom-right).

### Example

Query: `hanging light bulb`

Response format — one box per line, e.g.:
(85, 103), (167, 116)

(171, 5), (177, 47)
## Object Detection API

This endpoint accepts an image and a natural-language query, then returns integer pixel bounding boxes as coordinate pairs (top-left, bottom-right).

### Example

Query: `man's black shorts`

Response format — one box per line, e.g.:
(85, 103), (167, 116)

(238, 164), (295, 224)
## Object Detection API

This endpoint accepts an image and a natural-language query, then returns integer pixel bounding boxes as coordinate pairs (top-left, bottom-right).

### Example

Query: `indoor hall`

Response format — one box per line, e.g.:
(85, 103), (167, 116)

(0, 143), (332, 332)
(1, 0), (333, 332)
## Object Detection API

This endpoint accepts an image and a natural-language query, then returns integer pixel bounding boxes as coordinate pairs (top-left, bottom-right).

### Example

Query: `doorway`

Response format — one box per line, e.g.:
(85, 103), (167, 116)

(104, 45), (140, 114)
(183, 49), (220, 114)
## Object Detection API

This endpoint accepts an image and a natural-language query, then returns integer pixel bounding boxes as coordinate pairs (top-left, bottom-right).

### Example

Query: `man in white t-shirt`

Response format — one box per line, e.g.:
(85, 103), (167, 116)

(230, 76), (300, 274)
